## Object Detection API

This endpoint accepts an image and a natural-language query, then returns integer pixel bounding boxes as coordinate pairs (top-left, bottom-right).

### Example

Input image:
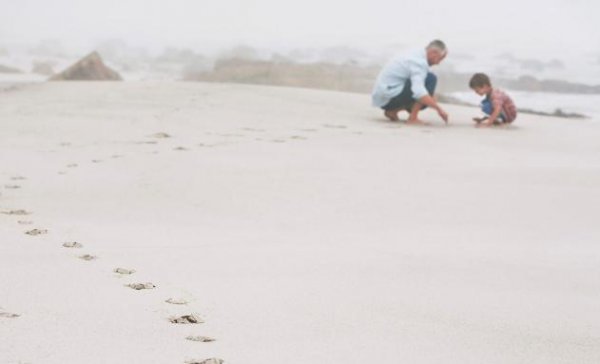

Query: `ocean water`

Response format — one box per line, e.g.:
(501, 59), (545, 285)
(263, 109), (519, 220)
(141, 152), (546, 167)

(450, 90), (600, 121)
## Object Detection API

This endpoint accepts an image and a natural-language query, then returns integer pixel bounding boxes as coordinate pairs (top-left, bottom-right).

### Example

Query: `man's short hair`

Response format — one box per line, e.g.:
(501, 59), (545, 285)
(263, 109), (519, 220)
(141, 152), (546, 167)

(469, 73), (492, 88)
(427, 40), (447, 54)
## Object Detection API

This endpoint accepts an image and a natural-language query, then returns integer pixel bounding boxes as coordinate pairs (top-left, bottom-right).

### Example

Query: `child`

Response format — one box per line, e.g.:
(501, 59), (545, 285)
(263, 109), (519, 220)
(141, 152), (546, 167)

(469, 73), (517, 126)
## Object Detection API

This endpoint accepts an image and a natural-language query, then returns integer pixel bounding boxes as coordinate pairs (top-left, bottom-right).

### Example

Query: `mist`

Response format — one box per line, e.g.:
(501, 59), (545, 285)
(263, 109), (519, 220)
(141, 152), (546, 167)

(2, 0), (598, 58)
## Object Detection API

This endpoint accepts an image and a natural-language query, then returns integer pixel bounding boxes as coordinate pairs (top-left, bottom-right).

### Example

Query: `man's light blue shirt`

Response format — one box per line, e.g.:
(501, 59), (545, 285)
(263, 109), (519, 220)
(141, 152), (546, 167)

(371, 48), (430, 108)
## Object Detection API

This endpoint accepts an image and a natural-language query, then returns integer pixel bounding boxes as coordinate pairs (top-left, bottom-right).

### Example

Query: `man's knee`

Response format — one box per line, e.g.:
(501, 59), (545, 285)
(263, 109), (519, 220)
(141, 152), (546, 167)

(425, 72), (437, 95)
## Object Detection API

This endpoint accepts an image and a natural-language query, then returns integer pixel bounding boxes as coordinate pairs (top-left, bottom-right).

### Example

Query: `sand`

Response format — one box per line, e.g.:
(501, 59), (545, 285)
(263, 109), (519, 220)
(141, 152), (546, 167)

(1, 82), (599, 364)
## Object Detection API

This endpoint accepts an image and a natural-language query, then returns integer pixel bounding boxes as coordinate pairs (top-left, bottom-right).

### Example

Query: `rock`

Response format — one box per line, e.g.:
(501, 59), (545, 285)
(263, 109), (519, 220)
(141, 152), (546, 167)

(0, 64), (23, 74)
(49, 51), (122, 81)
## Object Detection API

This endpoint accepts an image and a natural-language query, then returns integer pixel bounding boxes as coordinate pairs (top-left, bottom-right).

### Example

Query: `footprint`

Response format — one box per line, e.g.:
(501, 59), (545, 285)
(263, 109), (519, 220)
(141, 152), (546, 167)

(25, 229), (48, 236)
(169, 314), (204, 324)
(135, 141), (158, 145)
(322, 124), (347, 129)
(185, 359), (224, 364)
(241, 127), (265, 132)
(0, 311), (20, 319)
(91, 159), (102, 163)
(67, 163), (78, 168)
(126, 282), (155, 290)
(2, 210), (31, 216)
(79, 254), (97, 261)
(186, 336), (216, 343)
(10, 176), (26, 181)
(114, 268), (136, 275)
(198, 142), (230, 148)
(166, 298), (189, 305)
(298, 128), (318, 132)
(289, 135), (307, 140)
(173, 146), (189, 151)
(271, 139), (286, 143)
(4, 185), (21, 189)
(150, 132), (171, 139)
(62, 242), (83, 248)
(18, 221), (33, 225)
(111, 154), (124, 159)
(58, 171), (67, 175)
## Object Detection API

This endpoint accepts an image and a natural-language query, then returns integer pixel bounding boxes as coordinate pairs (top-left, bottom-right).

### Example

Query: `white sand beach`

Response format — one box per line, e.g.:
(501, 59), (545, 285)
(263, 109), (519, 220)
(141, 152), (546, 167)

(1, 82), (599, 364)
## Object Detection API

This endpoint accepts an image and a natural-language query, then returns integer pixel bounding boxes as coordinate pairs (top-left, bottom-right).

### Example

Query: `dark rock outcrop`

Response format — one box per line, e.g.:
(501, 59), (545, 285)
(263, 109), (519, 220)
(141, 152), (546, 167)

(0, 64), (23, 73)
(50, 51), (122, 81)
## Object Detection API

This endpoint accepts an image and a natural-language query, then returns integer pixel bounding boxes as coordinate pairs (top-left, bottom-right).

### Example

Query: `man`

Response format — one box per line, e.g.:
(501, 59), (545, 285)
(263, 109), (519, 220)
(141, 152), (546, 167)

(372, 40), (449, 124)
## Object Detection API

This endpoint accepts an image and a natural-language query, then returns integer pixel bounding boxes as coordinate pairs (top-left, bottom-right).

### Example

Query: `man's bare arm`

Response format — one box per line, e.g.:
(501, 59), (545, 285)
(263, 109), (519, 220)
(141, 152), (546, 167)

(417, 95), (448, 123)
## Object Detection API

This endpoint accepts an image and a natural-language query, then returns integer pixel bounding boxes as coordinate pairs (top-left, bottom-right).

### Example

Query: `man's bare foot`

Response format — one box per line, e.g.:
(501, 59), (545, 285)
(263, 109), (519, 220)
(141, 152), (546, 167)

(406, 119), (429, 126)
(384, 109), (400, 121)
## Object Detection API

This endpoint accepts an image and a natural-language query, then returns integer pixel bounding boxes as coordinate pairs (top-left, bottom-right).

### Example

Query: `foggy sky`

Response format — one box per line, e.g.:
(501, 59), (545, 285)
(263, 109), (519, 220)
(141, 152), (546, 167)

(1, 0), (599, 57)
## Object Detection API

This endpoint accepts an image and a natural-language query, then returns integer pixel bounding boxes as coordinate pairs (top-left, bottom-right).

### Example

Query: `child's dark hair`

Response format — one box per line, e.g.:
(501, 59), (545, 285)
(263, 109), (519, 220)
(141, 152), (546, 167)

(469, 73), (492, 88)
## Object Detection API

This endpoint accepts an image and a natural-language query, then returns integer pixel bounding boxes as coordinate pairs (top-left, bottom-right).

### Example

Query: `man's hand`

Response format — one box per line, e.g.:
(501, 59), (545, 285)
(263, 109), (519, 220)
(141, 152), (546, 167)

(417, 95), (448, 124)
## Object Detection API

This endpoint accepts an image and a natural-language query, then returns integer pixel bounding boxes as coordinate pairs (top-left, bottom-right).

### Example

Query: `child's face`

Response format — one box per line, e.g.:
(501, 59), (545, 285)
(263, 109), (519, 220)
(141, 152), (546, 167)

(473, 85), (491, 96)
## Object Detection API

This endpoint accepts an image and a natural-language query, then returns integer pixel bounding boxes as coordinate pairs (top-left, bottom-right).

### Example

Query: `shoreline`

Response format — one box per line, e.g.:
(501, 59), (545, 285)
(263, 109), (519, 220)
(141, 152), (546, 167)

(437, 94), (589, 119)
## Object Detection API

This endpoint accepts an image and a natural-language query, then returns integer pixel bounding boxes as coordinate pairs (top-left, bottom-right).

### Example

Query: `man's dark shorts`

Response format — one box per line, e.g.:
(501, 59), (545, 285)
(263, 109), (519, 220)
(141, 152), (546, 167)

(382, 72), (437, 111)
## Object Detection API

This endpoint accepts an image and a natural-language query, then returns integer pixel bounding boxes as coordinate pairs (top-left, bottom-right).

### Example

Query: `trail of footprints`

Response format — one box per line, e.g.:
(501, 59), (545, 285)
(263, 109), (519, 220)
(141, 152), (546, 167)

(3, 124), (364, 362)
(1, 135), (224, 363)
(140, 122), (363, 154)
